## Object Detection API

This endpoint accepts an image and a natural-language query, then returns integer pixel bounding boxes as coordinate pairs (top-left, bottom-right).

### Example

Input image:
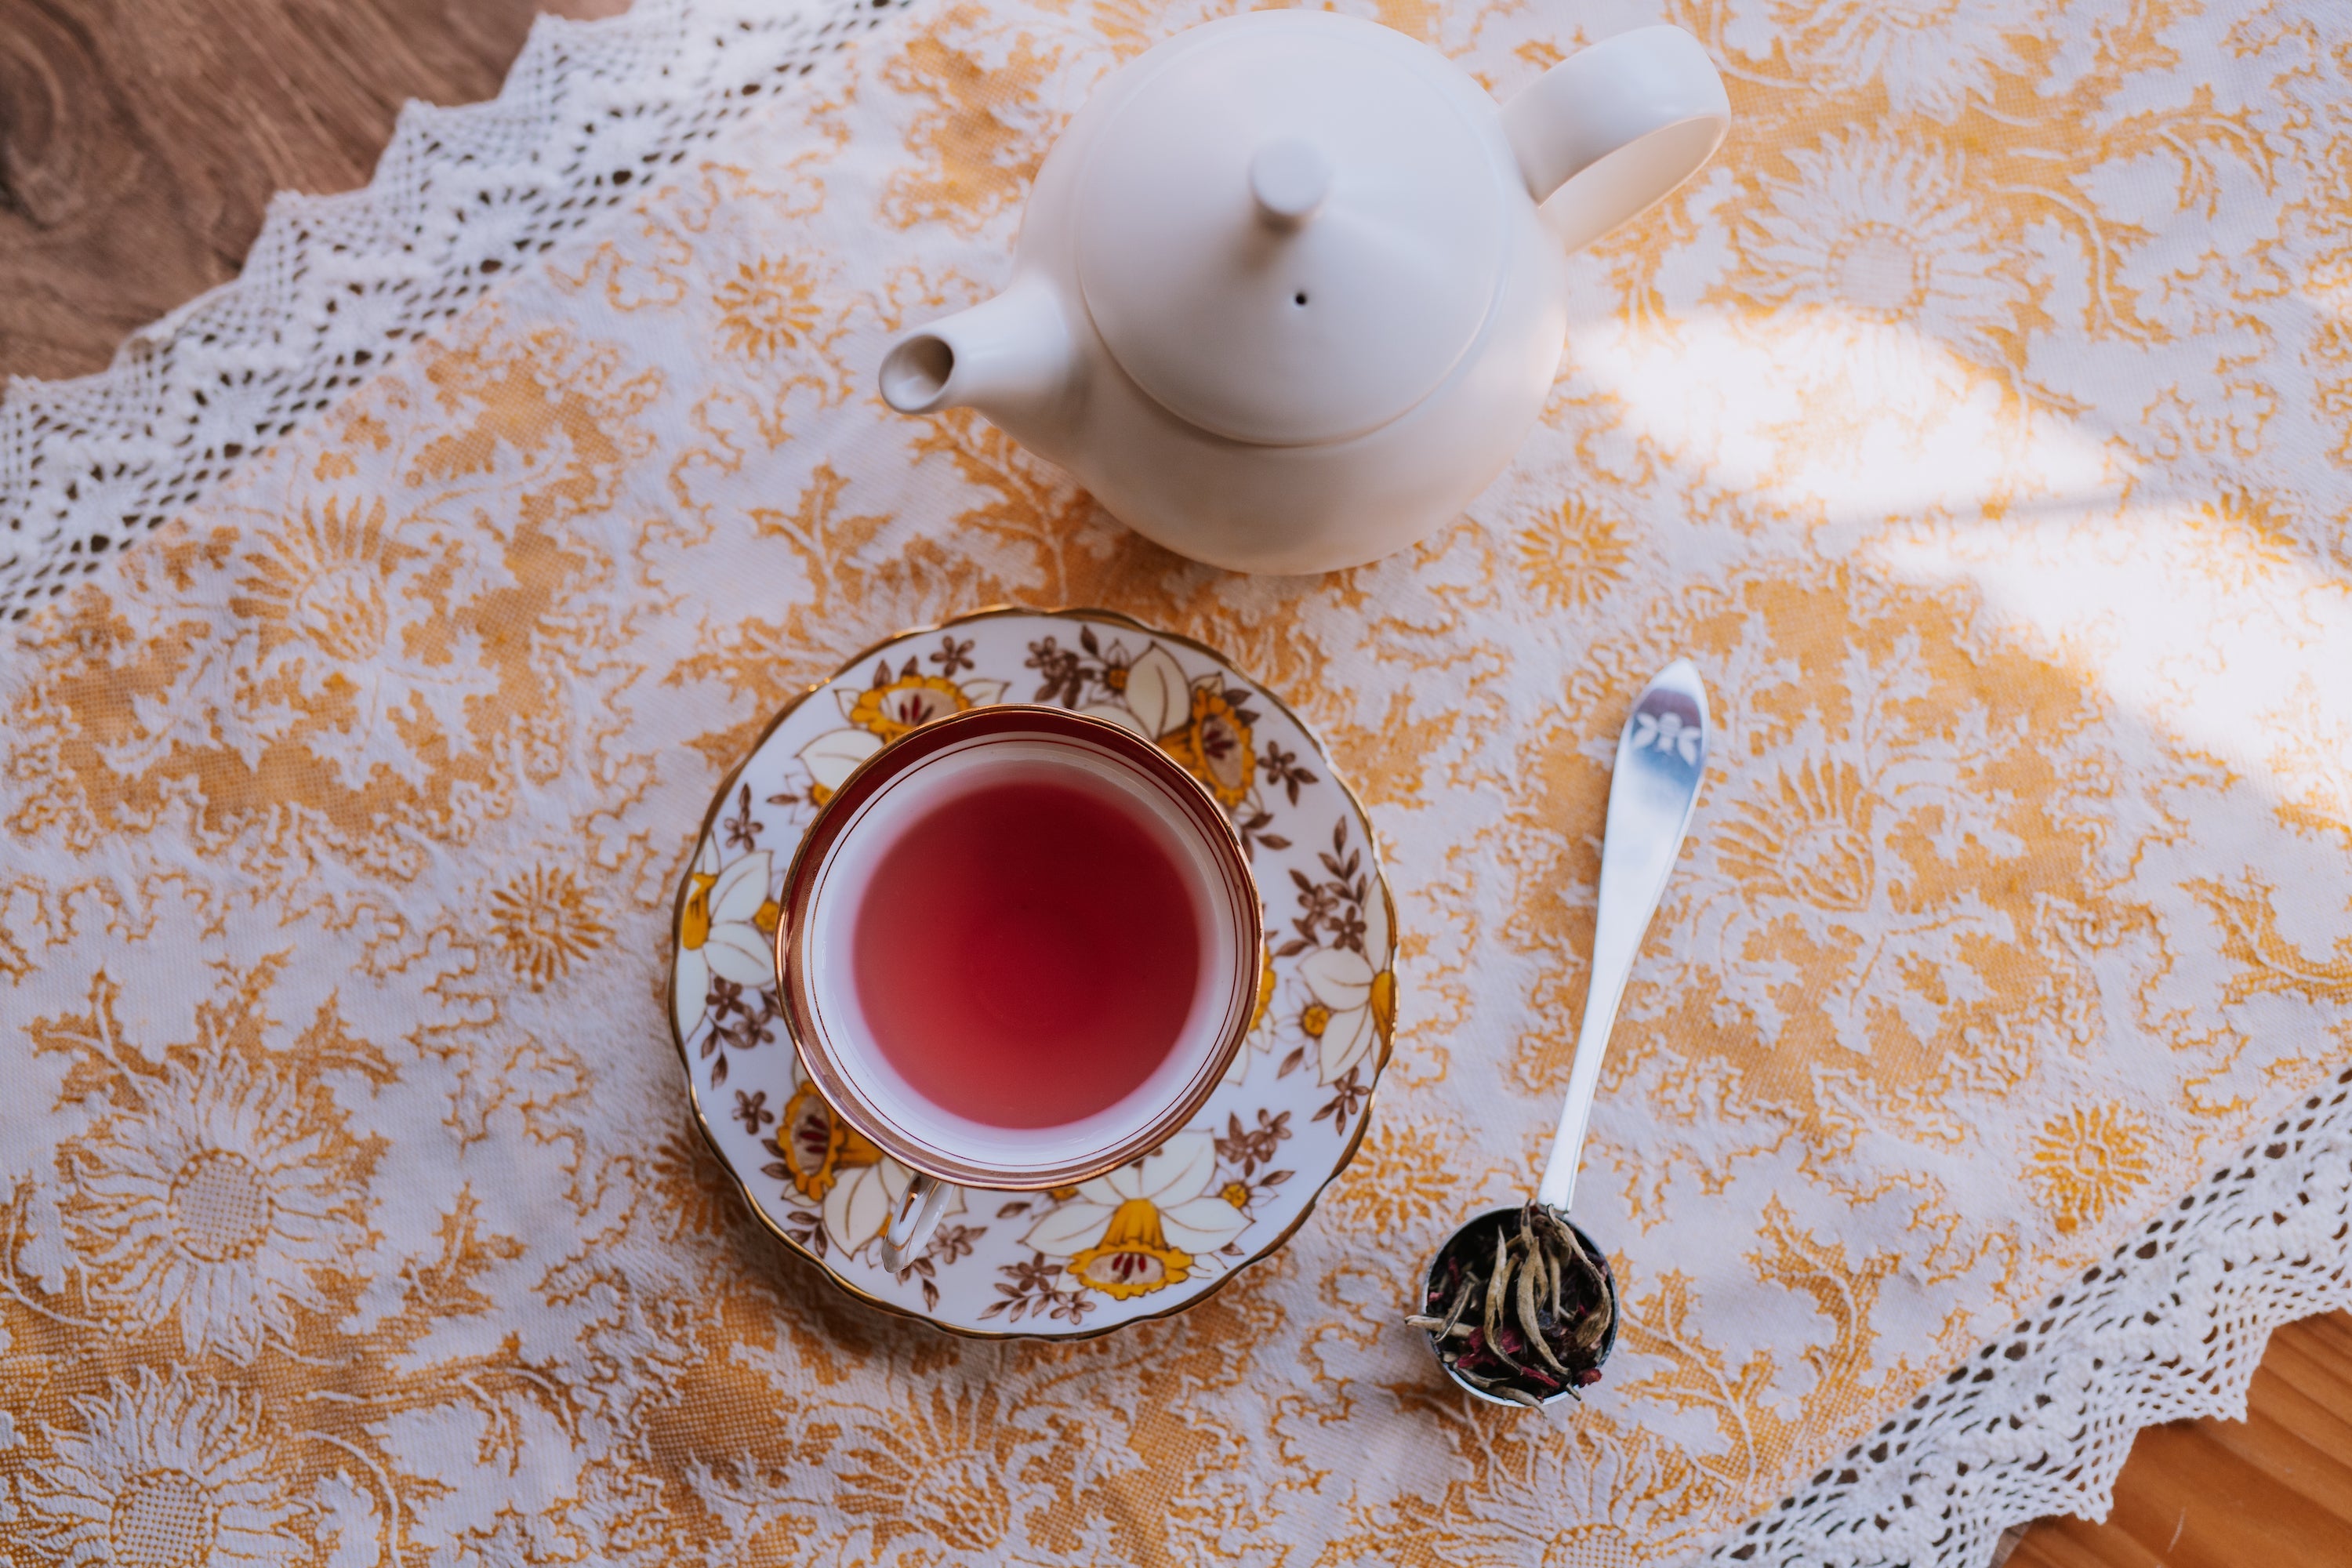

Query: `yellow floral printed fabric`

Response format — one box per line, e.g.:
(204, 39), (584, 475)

(4, 0), (2350, 1563)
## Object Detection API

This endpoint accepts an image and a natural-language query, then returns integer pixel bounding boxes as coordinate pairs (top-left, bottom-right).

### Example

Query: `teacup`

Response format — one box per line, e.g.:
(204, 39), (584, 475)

(773, 705), (1262, 1269)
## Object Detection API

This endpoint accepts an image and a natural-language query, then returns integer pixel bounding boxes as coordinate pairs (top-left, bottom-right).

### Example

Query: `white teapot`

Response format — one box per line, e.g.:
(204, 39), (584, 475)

(877, 13), (1729, 575)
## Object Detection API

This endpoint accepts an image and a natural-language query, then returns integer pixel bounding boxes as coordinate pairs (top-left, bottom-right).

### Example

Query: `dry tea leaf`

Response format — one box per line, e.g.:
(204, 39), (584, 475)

(1411, 1202), (1614, 1405)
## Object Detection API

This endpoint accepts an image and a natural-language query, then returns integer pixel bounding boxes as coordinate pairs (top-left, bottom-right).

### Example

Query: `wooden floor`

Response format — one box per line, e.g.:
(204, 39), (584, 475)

(2005, 1310), (2352, 1568)
(6, 4), (2351, 1564)
(0, 0), (622, 381)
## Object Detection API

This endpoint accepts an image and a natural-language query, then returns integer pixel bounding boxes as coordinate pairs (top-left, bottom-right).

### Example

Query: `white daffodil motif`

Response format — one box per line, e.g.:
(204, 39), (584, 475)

(794, 671), (1009, 808)
(826, 1156), (931, 1260)
(797, 726), (883, 808)
(674, 846), (778, 1038)
(1023, 1132), (1247, 1300)
(1298, 946), (1398, 1085)
(1079, 641), (1189, 739)
(1079, 642), (1254, 807)
(773, 1062), (962, 1259)
(1630, 708), (1703, 764)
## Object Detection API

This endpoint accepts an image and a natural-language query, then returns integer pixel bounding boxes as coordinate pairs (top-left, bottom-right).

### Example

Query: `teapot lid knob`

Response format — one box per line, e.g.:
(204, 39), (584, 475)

(1249, 138), (1332, 228)
(1074, 14), (1506, 448)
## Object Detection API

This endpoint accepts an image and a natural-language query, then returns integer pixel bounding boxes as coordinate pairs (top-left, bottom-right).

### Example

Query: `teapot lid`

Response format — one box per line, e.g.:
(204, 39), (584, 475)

(1074, 15), (1508, 448)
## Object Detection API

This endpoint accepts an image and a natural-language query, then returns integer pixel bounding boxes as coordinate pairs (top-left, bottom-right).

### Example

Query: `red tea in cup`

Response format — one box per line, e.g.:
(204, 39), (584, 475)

(852, 777), (1203, 1129)
(775, 706), (1261, 1265)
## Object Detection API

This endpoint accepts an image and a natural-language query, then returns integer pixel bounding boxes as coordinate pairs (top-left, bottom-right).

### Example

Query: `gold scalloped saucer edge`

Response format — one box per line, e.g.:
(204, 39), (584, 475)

(664, 604), (1399, 1341)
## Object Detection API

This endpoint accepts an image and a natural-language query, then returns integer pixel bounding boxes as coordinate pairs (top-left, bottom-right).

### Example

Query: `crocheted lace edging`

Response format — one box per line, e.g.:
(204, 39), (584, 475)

(0, 0), (910, 622)
(1700, 1063), (2352, 1567)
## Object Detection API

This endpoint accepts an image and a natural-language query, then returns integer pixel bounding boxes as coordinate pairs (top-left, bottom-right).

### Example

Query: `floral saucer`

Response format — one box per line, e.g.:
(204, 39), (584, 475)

(668, 608), (1396, 1336)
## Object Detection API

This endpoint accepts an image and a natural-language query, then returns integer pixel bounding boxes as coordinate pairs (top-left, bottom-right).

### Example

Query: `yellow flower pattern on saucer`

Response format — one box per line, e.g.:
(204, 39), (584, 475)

(670, 610), (1395, 1329)
(0, 0), (2349, 1561)
(1032, 1134), (1246, 1300)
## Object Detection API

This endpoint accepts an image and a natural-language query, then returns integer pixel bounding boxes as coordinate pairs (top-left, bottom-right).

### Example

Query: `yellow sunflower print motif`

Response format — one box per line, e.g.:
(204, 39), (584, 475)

(711, 256), (825, 360)
(489, 864), (614, 990)
(17, 1368), (306, 1566)
(2027, 1104), (2154, 1235)
(230, 495), (402, 662)
(61, 1051), (373, 1362)
(1515, 498), (1632, 612)
(1717, 757), (1878, 913)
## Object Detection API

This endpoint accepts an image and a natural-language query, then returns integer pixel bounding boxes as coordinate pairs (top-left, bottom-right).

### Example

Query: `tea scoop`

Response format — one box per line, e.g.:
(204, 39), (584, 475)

(1413, 659), (1709, 1407)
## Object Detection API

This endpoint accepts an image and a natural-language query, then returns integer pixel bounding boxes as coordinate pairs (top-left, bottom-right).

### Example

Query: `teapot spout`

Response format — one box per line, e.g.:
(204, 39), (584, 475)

(879, 279), (1076, 423)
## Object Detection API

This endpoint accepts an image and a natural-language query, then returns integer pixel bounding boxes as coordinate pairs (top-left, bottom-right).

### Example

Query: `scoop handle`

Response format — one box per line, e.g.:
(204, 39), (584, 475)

(1536, 660), (1709, 1213)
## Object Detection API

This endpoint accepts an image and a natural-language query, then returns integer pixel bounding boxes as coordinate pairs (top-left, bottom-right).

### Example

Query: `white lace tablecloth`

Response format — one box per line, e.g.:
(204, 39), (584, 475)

(3, 1), (2350, 1565)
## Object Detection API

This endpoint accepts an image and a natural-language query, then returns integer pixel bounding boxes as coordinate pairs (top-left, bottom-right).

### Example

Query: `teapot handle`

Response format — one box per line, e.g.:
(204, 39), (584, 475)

(1501, 24), (1730, 252)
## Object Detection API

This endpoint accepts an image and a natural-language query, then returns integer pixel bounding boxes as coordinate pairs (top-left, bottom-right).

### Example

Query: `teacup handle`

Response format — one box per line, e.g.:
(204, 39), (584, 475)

(1501, 24), (1730, 253)
(880, 1174), (949, 1273)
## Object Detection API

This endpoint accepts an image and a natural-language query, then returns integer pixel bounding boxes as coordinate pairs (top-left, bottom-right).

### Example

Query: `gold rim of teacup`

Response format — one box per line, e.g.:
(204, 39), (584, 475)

(772, 702), (1264, 1191)
(663, 605), (1400, 1340)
